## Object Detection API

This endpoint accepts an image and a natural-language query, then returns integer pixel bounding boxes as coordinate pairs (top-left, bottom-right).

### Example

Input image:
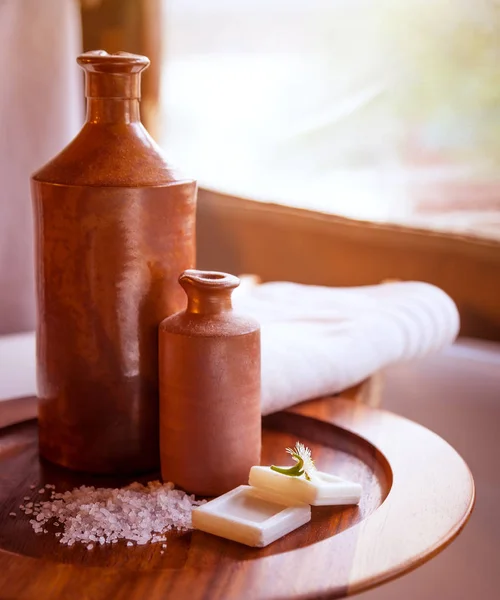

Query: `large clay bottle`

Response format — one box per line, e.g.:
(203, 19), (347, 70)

(159, 270), (261, 496)
(31, 51), (196, 474)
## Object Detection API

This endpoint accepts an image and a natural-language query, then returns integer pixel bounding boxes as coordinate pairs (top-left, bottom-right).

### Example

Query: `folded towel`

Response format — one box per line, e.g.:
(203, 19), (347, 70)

(232, 280), (460, 415)
(0, 332), (37, 428)
(0, 280), (459, 422)
(0, 332), (37, 401)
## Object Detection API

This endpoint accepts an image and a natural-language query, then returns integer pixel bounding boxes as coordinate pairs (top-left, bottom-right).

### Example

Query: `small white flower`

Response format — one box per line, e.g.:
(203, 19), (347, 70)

(271, 441), (317, 479)
(286, 442), (316, 480)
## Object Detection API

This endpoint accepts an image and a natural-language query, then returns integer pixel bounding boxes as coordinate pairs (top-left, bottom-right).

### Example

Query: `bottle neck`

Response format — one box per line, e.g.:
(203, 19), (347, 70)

(86, 98), (141, 124)
(179, 270), (240, 317)
(186, 289), (233, 316)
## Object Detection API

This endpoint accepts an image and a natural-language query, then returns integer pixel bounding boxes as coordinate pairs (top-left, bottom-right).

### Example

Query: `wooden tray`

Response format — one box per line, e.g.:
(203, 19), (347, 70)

(0, 396), (474, 600)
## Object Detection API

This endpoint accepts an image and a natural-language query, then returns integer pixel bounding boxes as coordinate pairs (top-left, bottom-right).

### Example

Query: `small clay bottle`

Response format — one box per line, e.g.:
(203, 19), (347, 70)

(31, 51), (196, 474)
(159, 270), (261, 496)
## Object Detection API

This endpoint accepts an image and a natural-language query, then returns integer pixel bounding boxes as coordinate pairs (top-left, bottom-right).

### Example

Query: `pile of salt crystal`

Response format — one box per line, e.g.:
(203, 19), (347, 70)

(15, 481), (205, 550)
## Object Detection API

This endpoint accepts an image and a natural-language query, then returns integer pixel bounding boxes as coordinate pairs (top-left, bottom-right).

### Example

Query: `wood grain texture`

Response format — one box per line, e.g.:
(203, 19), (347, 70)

(335, 374), (384, 408)
(0, 396), (37, 430)
(0, 395), (474, 600)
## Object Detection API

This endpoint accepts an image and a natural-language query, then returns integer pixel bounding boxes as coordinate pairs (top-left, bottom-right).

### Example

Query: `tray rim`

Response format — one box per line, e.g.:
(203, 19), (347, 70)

(0, 395), (475, 600)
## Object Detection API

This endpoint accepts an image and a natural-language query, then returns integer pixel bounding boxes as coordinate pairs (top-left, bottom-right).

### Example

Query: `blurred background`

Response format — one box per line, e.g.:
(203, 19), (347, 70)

(80, 0), (500, 237)
(1, 1), (499, 598)
(159, 0), (500, 236)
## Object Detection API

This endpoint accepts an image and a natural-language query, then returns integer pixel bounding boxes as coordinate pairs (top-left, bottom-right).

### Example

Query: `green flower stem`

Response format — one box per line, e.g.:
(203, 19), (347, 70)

(271, 455), (304, 477)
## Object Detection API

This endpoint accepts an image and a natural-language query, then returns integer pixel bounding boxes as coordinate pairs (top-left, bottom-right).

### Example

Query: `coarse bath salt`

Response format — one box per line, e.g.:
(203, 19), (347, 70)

(19, 481), (204, 548)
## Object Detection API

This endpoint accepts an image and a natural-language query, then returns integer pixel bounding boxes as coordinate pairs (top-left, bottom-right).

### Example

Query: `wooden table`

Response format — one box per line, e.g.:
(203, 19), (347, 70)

(0, 388), (474, 600)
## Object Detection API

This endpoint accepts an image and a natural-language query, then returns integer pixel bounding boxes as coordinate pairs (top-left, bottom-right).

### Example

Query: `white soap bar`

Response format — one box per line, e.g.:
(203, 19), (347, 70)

(249, 466), (362, 506)
(192, 485), (311, 547)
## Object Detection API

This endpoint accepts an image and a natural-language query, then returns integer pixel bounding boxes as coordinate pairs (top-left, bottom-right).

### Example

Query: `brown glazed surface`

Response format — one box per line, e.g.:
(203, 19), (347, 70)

(159, 270), (261, 496)
(31, 51), (196, 473)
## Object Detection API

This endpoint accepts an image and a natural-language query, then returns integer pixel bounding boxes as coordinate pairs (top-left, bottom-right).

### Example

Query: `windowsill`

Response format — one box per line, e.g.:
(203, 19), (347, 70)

(194, 167), (500, 243)
(198, 184), (500, 247)
(161, 50), (500, 243)
(196, 187), (500, 340)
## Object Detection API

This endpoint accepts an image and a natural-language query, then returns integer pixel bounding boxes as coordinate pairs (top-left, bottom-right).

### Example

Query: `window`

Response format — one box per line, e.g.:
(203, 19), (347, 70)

(161, 0), (500, 239)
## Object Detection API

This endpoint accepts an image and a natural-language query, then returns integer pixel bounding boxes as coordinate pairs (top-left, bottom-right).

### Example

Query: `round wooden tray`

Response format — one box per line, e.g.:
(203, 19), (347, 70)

(0, 396), (474, 600)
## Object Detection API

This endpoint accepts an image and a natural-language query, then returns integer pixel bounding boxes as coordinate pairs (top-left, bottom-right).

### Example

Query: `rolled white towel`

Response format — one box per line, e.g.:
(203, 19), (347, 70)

(0, 281), (459, 422)
(233, 280), (460, 415)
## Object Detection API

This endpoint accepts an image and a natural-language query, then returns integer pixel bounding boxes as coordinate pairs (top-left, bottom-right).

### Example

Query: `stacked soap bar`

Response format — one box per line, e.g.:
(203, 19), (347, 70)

(192, 467), (362, 547)
(249, 466), (362, 506)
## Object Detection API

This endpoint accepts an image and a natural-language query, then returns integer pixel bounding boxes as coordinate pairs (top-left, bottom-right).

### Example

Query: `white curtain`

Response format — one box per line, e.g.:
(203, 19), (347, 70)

(0, 0), (83, 334)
